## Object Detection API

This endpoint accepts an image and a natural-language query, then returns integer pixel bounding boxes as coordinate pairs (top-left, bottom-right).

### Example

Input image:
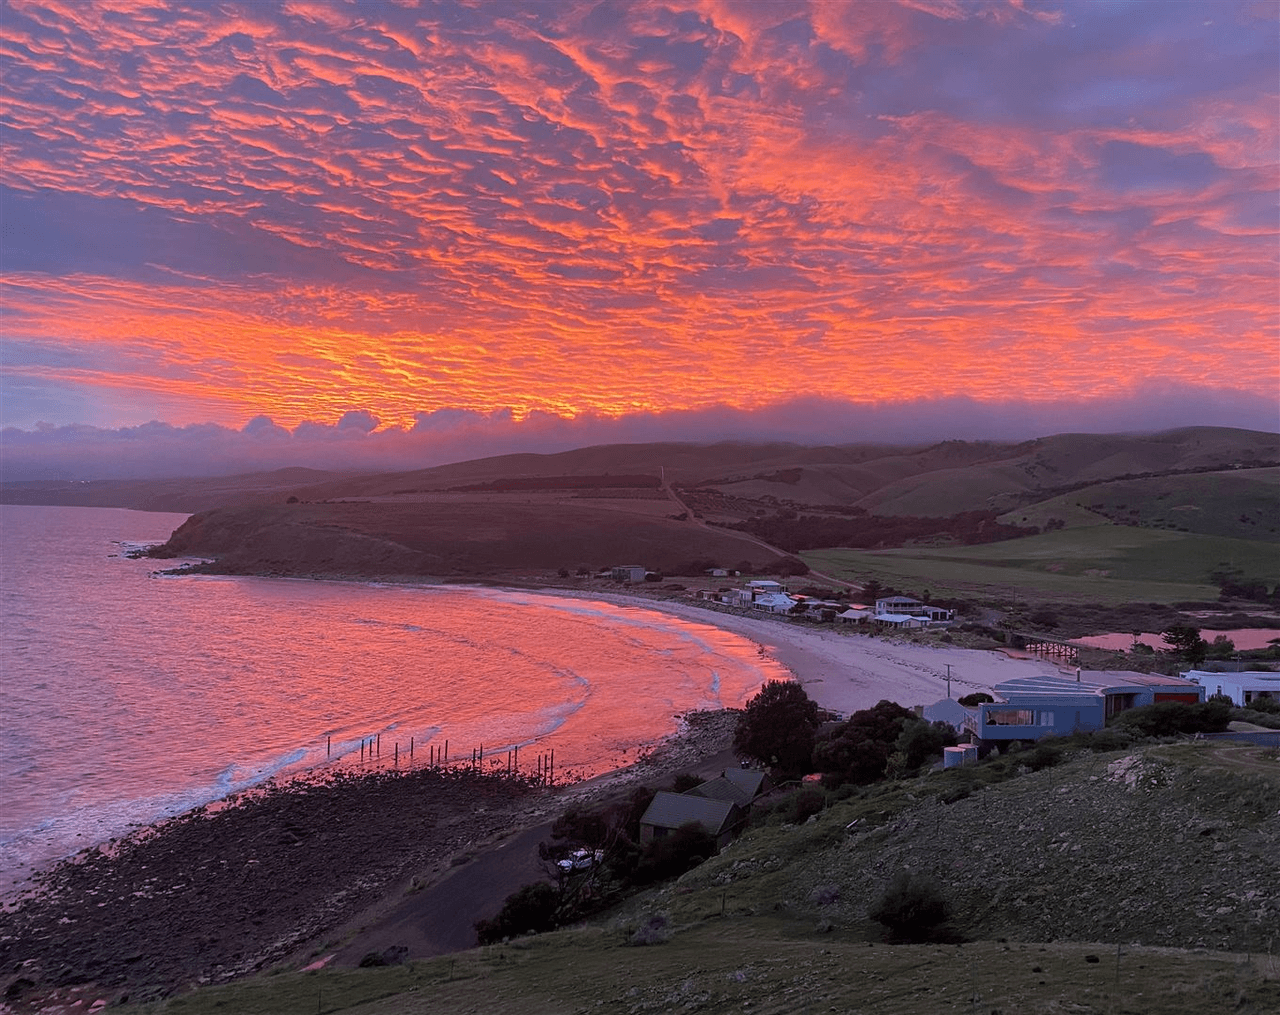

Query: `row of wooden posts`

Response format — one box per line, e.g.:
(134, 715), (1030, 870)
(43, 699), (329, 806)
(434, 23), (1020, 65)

(324, 732), (556, 784)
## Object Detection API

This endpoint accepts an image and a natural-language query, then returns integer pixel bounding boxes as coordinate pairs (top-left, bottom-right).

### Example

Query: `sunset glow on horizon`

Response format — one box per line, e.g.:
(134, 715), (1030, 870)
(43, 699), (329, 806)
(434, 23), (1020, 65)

(1, 0), (1277, 443)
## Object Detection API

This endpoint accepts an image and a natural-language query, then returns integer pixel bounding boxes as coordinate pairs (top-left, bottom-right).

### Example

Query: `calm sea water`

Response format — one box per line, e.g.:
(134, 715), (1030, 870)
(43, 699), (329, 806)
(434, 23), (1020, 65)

(0, 505), (786, 890)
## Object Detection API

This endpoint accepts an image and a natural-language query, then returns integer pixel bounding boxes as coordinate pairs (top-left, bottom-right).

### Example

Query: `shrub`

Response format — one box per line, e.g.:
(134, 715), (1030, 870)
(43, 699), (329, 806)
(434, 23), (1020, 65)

(868, 872), (953, 943)
(958, 692), (994, 707)
(1110, 700), (1231, 737)
(769, 786), (827, 824)
(628, 913), (671, 946)
(475, 881), (560, 943)
(1022, 742), (1061, 771)
(670, 772), (703, 793)
(631, 823), (718, 885)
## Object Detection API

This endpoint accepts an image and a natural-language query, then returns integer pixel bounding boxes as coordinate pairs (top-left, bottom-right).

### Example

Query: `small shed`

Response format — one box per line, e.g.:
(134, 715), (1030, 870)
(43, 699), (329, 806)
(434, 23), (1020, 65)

(610, 565), (647, 582)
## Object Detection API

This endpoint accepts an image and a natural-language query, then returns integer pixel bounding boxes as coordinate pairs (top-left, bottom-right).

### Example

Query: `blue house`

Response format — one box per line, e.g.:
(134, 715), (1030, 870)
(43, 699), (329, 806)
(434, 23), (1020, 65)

(925, 670), (1205, 749)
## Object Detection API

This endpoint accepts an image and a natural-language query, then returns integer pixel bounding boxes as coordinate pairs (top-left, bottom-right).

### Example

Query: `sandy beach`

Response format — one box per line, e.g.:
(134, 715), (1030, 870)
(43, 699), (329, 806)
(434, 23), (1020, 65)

(529, 587), (1071, 715)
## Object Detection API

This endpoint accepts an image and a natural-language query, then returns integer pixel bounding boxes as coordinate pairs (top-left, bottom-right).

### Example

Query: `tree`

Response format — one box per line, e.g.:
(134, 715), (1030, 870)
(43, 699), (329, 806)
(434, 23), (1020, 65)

(893, 719), (958, 772)
(1162, 624), (1207, 665)
(957, 692), (994, 707)
(861, 579), (884, 604)
(733, 680), (820, 774)
(812, 699), (915, 785)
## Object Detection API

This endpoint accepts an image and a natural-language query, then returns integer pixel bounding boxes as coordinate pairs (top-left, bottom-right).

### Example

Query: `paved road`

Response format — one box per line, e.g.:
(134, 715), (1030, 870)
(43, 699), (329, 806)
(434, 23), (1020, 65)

(332, 819), (555, 965)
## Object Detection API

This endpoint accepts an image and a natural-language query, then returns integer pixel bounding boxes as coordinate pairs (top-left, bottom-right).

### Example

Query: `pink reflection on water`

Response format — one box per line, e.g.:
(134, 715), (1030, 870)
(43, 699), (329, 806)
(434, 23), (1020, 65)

(1076, 629), (1280, 652)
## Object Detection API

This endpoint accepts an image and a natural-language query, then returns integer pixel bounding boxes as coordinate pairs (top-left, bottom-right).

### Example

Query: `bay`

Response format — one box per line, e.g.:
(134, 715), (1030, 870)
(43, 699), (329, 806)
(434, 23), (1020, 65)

(0, 505), (786, 890)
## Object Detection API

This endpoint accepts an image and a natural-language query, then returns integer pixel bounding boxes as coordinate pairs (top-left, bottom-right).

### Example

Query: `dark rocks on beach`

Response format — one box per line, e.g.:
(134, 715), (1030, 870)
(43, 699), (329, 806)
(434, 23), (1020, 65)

(0, 765), (537, 1002)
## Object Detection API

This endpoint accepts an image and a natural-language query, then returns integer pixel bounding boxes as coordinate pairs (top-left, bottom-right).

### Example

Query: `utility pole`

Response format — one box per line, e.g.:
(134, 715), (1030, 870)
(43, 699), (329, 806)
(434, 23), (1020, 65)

(945, 663), (953, 698)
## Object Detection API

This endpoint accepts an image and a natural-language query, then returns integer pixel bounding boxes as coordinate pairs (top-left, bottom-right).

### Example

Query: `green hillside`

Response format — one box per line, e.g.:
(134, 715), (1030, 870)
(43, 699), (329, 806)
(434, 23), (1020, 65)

(804, 527), (1279, 605)
(999, 468), (1280, 540)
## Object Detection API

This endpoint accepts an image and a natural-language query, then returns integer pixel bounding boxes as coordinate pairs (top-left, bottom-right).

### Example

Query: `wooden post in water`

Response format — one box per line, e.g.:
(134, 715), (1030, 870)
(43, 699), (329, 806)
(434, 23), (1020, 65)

(410, 737), (414, 761)
(327, 735), (331, 758)
(514, 745), (518, 774)
(394, 742), (398, 767)
(550, 747), (554, 786)
(377, 733), (381, 758)
(361, 739), (365, 762)
(444, 740), (448, 767)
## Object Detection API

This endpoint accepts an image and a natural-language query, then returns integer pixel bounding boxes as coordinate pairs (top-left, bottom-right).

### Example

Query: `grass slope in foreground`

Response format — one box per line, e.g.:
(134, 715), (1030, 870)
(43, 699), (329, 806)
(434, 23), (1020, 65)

(803, 526), (1280, 606)
(123, 738), (1279, 1015)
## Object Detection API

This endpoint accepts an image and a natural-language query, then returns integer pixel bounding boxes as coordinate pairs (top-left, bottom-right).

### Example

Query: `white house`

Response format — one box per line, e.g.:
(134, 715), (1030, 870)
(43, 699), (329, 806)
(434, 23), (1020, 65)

(873, 596), (953, 623)
(1180, 670), (1280, 707)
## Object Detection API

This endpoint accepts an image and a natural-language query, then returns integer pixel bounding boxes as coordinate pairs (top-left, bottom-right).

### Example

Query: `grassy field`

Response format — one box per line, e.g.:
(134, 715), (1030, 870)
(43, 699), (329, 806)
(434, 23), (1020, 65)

(803, 526), (1279, 605)
(120, 925), (1279, 1015)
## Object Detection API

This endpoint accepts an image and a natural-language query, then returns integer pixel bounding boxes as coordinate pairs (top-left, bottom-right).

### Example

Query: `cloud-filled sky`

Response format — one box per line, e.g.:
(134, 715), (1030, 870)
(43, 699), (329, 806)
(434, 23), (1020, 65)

(1, 0), (1277, 477)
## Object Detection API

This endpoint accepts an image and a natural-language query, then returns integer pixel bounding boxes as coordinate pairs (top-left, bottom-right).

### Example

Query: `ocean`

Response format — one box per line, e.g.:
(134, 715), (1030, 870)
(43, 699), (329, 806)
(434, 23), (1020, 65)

(0, 504), (787, 892)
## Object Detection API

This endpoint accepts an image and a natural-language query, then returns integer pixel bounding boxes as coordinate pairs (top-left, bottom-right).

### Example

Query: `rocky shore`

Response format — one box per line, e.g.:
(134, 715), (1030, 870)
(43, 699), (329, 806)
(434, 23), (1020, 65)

(0, 711), (740, 1011)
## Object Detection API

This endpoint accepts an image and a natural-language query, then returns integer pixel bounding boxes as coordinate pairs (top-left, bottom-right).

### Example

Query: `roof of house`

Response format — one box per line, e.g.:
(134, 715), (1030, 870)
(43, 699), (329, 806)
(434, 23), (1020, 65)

(687, 777), (753, 806)
(721, 767), (766, 797)
(639, 792), (740, 834)
(878, 596), (923, 605)
(992, 671), (1201, 702)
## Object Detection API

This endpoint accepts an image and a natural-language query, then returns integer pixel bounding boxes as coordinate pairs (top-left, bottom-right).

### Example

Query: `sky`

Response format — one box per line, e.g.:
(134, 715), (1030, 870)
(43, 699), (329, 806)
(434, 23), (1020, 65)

(1, 0), (1277, 478)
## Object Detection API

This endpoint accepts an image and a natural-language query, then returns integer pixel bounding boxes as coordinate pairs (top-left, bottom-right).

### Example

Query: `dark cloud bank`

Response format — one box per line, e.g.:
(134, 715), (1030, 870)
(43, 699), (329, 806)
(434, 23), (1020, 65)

(2, 387), (1276, 482)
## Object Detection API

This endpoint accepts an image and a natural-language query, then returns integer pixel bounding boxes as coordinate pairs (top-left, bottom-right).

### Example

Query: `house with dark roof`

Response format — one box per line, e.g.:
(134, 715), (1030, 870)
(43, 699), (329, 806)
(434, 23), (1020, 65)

(685, 767), (770, 808)
(638, 792), (744, 848)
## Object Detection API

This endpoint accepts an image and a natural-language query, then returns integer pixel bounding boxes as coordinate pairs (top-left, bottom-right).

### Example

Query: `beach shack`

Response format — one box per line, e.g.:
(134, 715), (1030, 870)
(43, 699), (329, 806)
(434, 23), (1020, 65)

(610, 565), (647, 582)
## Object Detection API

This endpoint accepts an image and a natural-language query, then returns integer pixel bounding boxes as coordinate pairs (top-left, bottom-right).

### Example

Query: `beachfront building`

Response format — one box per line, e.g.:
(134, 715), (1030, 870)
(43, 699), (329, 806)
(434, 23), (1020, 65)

(1180, 670), (1280, 707)
(610, 565), (647, 582)
(728, 580), (797, 613)
(924, 670), (1205, 749)
(874, 596), (953, 623)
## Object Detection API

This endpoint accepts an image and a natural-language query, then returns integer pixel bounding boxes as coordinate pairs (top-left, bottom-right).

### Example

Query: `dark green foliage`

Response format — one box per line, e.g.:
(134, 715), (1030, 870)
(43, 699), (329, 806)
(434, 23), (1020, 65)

(734, 680), (821, 774)
(958, 692), (994, 707)
(813, 700), (915, 785)
(670, 772), (702, 793)
(475, 881), (560, 943)
(868, 872), (954, 943)
(1246, 695), (1280, 715)
(1022, 742), (1062, 771)
(777, 556), (810, 576)
(1162, 624), (1208, 664)
(893, 720), (958, 771)
(1110, 699), (1231, 737)
(632, 823), (717, 885)
(550, 806), (610, 849)
(768, 786), (827, 824)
